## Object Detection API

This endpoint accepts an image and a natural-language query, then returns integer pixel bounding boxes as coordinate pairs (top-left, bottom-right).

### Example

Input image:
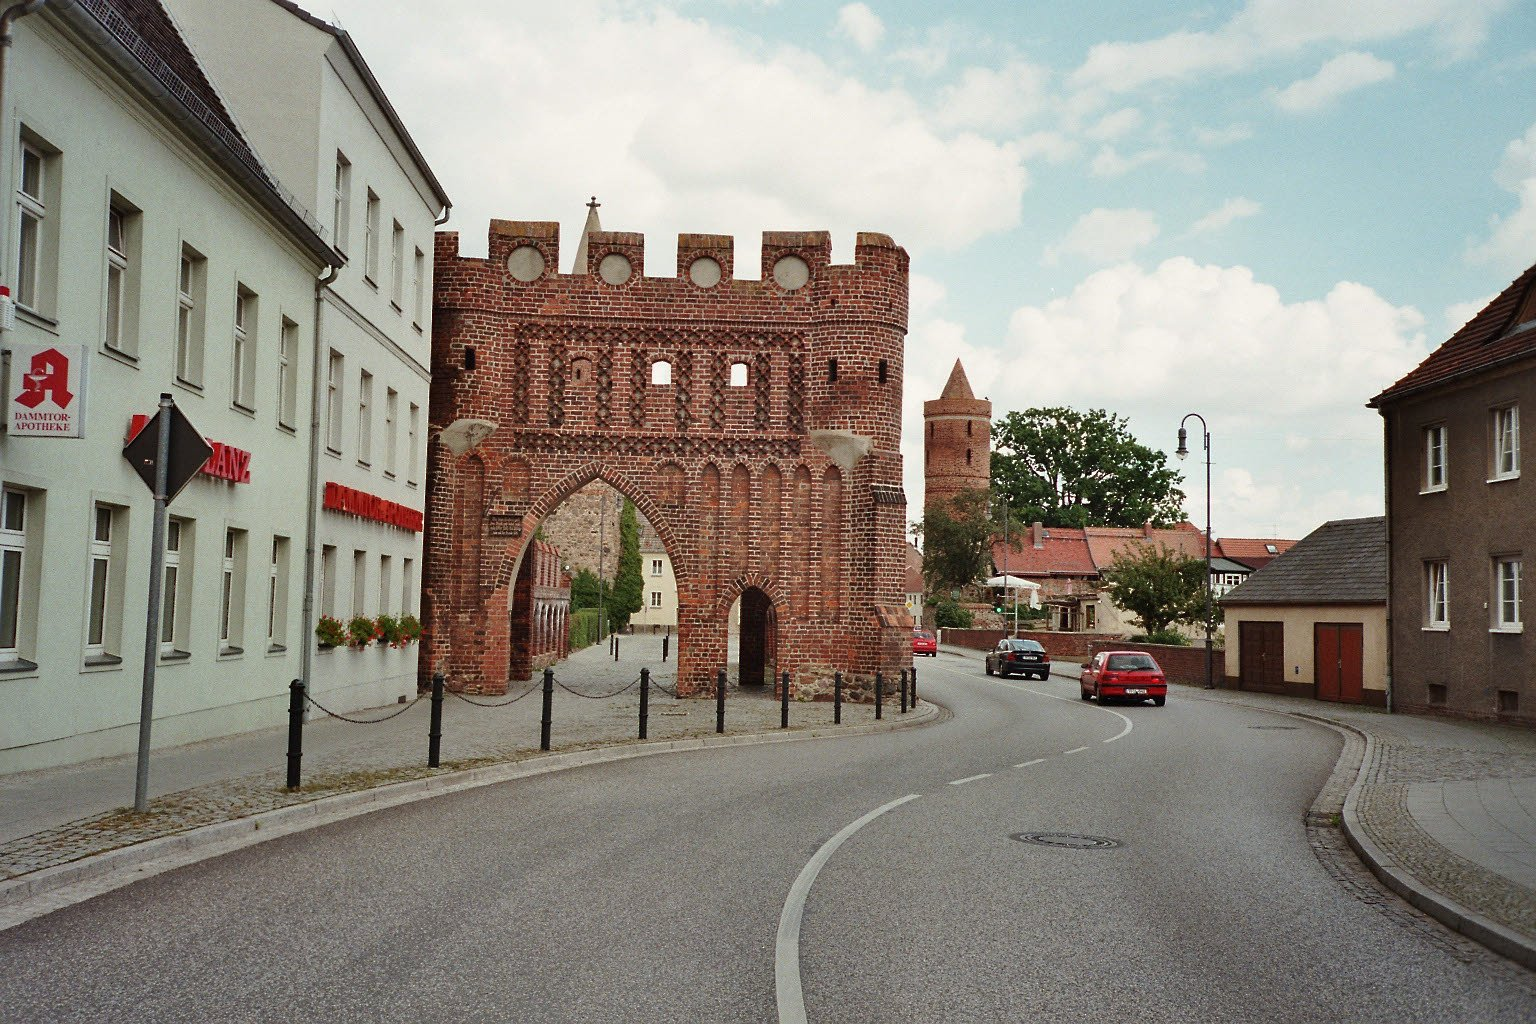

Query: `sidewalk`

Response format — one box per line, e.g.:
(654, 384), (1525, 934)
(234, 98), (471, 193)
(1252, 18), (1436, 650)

(0, 637), (936, 927)
(943, 641), (1536, 969)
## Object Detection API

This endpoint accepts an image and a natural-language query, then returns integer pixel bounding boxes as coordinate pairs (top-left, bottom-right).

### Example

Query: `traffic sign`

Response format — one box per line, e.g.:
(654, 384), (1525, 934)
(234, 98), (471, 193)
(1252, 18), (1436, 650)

(122, 400), (212, 504)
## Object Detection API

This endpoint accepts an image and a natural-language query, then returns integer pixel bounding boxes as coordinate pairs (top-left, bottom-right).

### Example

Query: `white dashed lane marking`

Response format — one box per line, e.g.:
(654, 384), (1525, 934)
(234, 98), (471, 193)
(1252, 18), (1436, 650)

(1064, 746), (1089, 754)
(1014, 758), (1045, 769)
(948, 773), (994, 786)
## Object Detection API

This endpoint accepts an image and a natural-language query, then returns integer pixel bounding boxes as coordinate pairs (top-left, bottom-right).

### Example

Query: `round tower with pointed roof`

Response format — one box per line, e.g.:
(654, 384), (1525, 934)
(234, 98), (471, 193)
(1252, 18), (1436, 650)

(923, 359), (992, 512)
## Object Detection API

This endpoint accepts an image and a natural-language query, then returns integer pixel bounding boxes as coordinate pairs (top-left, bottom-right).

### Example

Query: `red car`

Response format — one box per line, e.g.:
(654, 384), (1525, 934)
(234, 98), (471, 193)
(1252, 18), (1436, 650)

(1080, 651), (1168, 706)
(912, 630), (938, 657)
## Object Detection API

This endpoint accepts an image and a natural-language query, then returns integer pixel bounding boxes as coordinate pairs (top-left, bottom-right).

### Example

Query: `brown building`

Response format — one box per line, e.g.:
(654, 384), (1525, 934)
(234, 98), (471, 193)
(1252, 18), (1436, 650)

(424, 216), (911, 698)
(1369, 262), (1534, 726)
(923, 360), (990, 513)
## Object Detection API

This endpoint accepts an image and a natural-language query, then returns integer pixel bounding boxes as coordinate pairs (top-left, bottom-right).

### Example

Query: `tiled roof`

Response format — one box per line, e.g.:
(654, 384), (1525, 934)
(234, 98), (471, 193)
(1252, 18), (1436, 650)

(992, 528), (1096, 577)
(939, 360), (976, 401)
(1220, 517), (1385, 606)
(1370, 262), (1536, 406)
(1217, 536), (1298, 570)
(1083, 522), (1208, 569)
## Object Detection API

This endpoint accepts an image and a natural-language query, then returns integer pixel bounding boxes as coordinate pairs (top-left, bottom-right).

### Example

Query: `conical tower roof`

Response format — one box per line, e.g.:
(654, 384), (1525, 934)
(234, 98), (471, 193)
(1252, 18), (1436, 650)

(939, 359), (975, 401)
(571, 196), (602, 274)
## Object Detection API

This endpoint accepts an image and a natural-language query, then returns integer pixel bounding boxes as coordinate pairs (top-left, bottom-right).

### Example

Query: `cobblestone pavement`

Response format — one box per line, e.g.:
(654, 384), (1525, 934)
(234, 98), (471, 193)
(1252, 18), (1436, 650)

(0, 638), (928, 884)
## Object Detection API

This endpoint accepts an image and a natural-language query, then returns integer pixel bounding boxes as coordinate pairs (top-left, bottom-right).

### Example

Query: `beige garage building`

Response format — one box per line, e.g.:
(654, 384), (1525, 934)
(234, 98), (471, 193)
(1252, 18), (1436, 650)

(1221, 518), (1388, 707)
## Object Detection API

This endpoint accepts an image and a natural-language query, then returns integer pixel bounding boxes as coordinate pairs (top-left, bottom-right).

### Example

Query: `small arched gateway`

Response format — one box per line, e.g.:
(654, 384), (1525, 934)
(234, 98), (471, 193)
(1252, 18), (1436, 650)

(423, 214), (913, 698)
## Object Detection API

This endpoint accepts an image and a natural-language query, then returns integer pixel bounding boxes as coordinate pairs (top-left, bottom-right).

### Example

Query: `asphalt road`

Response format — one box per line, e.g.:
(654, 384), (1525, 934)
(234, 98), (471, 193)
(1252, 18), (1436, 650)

(2, 654), (1532, 1023)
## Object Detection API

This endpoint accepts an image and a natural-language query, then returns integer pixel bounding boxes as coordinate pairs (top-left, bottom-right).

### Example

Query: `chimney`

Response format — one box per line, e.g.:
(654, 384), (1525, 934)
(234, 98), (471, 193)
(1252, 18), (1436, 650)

(1033, 522), (1044, 549)
(1143, 521), (1153, 539)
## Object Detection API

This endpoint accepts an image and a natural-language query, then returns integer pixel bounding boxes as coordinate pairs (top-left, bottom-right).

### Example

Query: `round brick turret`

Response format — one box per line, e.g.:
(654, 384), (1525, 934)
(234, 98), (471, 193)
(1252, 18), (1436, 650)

(923, 360), (991, 511)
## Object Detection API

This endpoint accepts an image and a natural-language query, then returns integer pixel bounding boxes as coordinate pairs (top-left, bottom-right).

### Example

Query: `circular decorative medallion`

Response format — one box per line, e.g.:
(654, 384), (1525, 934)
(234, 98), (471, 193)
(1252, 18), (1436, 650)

(772, 255), (809, 291)
(599, 253), (633, 286)
(688, 257), (722, 288)
(506, 245), (545, 283)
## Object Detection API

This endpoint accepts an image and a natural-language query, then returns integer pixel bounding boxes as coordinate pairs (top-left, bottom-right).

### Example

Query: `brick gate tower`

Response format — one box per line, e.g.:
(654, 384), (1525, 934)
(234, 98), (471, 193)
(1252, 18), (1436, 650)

(424, 216), (912, 699)
(923, 359), (991, 512)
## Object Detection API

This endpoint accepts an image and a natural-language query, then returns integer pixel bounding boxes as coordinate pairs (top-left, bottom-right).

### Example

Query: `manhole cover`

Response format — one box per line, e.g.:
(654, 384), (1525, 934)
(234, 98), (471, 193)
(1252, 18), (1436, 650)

(1010, 832), (1120, 850)
(1249, 725), (1298, 730)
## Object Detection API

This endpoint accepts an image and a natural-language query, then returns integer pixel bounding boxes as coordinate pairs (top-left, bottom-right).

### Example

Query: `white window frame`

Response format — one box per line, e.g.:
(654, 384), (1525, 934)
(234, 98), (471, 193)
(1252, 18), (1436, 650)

(278, 317), (298, 429)
(1423, 424), (1447, 492)
(105, 207), (128, 353)
(232, 287), (256, 411)
(650, 591), (662, 609)
(176, 246), (206, 387)
(352, 549), (368, 618)
(85, 504), (116, 659)
(384, 388), (398, 477)
(651, 558), (663, 577)
(412, 246), (425, 328)
(1425, 560), (1449, 630)
(1494, 558), (1522, 632)
(364, 188), (380, 284)
(407, 403), (420, 485)
(15, 142), (45, 311)
(320, 544), (338, 618)
(161, 519), (187, 656)
(391, 220), (405, 307)
(379, 554), (393, 617)
(1, 489), (28, 665)
(1491, 405), (1520, 481)
(268, 536), (289, 650)
(220, 528), (246, 654)
(357, 369), (373, 466)
(402, 557), (416, 616)
(326, 350), (344, 454)
(332, 151), (351, 253)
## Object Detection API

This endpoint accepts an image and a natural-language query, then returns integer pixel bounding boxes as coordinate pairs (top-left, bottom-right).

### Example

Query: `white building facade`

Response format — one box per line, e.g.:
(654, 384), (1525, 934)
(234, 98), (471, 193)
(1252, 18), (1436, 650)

(162, 0), (449, 715)
(0, 1), (338, 771)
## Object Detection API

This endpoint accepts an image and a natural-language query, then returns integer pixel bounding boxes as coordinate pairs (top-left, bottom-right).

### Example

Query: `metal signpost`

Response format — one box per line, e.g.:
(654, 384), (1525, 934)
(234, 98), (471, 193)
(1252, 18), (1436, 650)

(122, 393), (213, 811)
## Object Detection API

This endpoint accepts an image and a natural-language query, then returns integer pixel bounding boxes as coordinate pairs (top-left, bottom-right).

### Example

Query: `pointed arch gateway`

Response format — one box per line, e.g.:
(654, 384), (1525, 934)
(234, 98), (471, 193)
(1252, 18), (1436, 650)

(424, 216), (914, 698)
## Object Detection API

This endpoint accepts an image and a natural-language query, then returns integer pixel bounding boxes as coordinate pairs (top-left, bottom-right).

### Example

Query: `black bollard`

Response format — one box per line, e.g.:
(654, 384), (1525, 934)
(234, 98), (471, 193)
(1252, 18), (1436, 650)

(428, 671), (445, 767)
(900, 667), (909, 714)
(716, 668), (727, 734)
(662, 634), (670, 662)
(834, 670), (843, 724)
(781, 670), (790, 729)
(613, 633), (620, 662)
(639, 667), (650, 740)
(540, 667), (554, 751)
(286, 679), (305, 790)
(911, 664), (918, 706)
(875, 671), (884, 720)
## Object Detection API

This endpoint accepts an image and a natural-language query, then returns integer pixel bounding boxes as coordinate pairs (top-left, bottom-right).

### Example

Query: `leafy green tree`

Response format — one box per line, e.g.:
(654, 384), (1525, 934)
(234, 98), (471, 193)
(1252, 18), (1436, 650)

(1098, 543), (1208, 636)
(991, 408), (1185, 528)
(920, 488), (993, 595)
(933, 598), (973, 629)
(569, 568), (602, 610)
(607, 499), (644, 631)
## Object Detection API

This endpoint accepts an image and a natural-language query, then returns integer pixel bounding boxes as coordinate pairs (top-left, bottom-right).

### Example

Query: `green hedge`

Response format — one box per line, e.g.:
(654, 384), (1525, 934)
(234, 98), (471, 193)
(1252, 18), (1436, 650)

(569, 608), (602, 651)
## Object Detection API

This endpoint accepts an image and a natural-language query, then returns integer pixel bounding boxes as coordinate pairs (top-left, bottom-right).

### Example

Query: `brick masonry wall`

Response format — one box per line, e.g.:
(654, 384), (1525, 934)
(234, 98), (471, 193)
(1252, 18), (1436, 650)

(943, 628), (1121, 660)
(1086, 640), (1218, 686)
(425, 221), (912, 697)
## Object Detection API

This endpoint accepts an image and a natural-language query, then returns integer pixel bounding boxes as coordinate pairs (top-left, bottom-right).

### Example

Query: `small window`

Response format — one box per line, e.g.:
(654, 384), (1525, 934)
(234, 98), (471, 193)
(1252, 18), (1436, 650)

(1491, 405), (1520, 480)
(325, 350), (344, 453)
(412, 246), (426, 327)
(464, 346), (476, 371)
(966, 421), (972, 437)
(1425, 560), (1449, 629)
(651, 558), (663, 577)
(332, 152), (351, 252)
(364, 188), (380, 283)
(161, 518), (190, 656)
(268, 536), (289, 649)
(357, 370), (373, 466)
(1427, 683), (1447, 705)
(232, 286), (257, 411)
(384, 388), (399, 477)
(729, 362), (748, 387)
(407, 403), (420, 485)
(1494, 557), (1522, 631)
(15, 138), (58, 314)
(104, 198), (143, 357)
(176, 245), (208, 386)
(1423, 424), (1447, 491)
(651, 360), (672, 386)
(1, 489), (29, 664)
(827, 358), (838, 382)
(878, 359), (888, 384)
(352, 549), (368, 617)
(1498, 690), (1519, 714)
(1265, 544), (1278, 554)
(278, 317), (299, 428)
(220, 528), (246, 654)
(966, 449), (973, 465)
(650, 591), (663, 608)
(390, 220), (405, 307)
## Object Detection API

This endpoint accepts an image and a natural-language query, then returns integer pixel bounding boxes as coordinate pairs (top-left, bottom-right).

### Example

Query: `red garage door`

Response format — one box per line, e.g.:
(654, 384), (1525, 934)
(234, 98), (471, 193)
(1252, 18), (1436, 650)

(1315, 623), (1364, 704)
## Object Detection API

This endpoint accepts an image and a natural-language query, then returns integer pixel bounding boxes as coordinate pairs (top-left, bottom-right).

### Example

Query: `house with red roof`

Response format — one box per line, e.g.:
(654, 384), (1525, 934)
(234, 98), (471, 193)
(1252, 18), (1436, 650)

(1369, 261), (1534, 727)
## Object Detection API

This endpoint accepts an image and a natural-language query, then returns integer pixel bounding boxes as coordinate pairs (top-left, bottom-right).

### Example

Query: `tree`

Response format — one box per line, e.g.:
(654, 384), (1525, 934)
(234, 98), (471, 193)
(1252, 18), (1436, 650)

(991, 407), (1185, 528)
(570, 568), (602, 611)
(920, 488), (994, 595)
(607, 499), (644, 631)
(1097, 543), (1208, 636)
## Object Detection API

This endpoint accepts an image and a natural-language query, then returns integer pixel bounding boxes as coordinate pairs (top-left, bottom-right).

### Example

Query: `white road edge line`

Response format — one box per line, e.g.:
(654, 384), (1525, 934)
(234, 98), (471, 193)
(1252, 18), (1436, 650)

(1064, 746), (1089, 754)
(776, 793), (921, 1024)
(985, 675), (1137, 744)
(948, 773), (993, 786)
(1014, 758), (1045, 768)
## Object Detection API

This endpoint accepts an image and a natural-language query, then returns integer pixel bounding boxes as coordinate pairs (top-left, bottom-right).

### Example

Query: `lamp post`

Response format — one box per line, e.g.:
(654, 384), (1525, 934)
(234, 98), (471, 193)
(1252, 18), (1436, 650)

(1176, 414), (1215, 690)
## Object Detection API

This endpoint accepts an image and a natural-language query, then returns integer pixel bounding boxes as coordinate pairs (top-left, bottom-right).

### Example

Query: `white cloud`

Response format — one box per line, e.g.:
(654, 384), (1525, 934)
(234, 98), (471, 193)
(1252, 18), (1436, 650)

(998, 258), (1428, 535)
(936, 60), (1051, 132)
(1069, 0), (1508, 98)
(1091, 145), (1205, 178)
(1014, 131), (1080, 164)
(1270, 51), (1395, 111)
(1186, 197), (1262, 235)
(1043, 208), (1160, 266)
(1193, 124), (1254, 147)
(836, 3), (884, 52)
(1467, 122), (1536, 272)
(1086, 107), (1144, 141)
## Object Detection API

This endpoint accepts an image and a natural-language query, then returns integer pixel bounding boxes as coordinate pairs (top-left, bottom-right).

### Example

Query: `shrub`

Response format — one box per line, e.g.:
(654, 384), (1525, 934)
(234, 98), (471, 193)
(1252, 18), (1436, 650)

(375, 614), (404, 647)
(1131, 629), (1190, 646)
(400, 613), (423, 643)
(347, 615), (378, 648)
(934, 598), (973, 629)
(569, 608), (601, 650)
(315, 615), (347, 648)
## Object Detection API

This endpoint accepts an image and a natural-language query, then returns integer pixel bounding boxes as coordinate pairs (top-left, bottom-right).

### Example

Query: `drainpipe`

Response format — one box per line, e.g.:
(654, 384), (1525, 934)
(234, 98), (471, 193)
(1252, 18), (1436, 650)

(0, 2), (47, 267)
(300, 264), (340, 701)
(1380, 408), (1393, 714)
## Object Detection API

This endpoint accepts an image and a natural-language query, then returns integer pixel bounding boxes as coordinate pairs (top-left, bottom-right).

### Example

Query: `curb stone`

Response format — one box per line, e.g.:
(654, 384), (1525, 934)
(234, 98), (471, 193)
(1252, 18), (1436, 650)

(0, 699), (943, 932)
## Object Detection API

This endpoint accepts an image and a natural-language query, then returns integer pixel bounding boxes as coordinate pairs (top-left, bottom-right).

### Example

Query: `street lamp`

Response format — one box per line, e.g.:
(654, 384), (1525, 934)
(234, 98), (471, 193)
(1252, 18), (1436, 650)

(1177, 414), (1215, 690)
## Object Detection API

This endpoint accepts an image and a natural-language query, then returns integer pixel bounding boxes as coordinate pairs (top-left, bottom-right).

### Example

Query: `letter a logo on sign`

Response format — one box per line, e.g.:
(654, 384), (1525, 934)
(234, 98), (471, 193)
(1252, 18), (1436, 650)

(7, 341), (86, 437)
(15, 347), (74, 409)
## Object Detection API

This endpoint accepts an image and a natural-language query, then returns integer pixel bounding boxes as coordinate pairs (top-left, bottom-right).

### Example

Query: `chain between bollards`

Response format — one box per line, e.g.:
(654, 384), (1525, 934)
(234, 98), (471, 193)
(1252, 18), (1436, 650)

(540, 667), (554, 751)
(716, 668), (727, 734)
(780, 670), (790, 729)
(639, 667), (650, 740)
(834, 670), (843, 724)
(875, 671), (883, 720)
(900, 667), (908, 714)
(428, 670), (445, 767)
(286, 679), (304, 790)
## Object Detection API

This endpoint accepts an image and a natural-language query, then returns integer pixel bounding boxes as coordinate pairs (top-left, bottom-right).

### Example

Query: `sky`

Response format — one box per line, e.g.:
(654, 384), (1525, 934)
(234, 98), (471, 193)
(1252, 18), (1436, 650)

(319, 0), (1536, 541)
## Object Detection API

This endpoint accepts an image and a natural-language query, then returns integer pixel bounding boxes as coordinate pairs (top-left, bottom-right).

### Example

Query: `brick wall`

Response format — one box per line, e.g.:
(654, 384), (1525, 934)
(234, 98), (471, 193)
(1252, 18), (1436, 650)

(1086, 640), (1219, 686)
(942, 628), (1120, 660)
(425, 220), (912, 697)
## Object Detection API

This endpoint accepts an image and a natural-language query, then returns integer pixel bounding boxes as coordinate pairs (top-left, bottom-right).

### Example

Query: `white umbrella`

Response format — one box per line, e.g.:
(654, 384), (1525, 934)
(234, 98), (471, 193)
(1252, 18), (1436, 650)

(985, 575), (1040, 590)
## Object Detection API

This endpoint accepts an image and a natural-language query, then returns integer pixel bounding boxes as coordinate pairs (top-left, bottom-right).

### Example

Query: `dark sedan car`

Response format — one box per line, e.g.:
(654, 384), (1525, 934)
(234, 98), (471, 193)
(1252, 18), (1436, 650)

(985, 638), (1050, 679)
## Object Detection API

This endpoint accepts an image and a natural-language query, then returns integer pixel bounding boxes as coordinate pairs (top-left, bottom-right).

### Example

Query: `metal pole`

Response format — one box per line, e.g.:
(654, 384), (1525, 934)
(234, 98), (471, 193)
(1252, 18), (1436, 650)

(716, 668), (726, 734)
(133, 393), (174, 812)
(780, 669), (790, 729)
(428, 670), (445, 767)
(540, 667), (554, 751)
(613, 632), (619, 661)
(285, 679), (304, 790)
(834, 670), (843, 724)
(875, 671), (884, 720)
(900, 668), (908, 714)
(911, 665), (918, 706)
(639, 667), (650, 740)
(1205, 429), (1214, 689)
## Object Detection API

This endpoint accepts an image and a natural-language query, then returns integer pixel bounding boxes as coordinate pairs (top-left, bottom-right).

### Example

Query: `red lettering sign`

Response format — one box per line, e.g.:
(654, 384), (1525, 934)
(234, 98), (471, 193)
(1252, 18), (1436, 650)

(323, 481), (423, 532)
(16, 347), (74, 410)
(126, 415), (252, 484)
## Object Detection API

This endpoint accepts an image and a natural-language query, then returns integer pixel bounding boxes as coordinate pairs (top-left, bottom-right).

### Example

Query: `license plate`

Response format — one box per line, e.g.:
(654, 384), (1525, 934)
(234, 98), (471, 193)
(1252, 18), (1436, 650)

(1125, 688), (1146, 695)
